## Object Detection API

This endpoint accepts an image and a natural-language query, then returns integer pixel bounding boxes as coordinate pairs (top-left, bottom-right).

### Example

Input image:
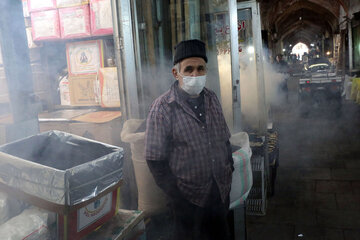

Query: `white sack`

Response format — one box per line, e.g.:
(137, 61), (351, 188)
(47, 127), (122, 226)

(121, 119), (167, 216)
(229, 132), (253, 209)
(0, 192), (27, 225)
(0, 207), (56, 240)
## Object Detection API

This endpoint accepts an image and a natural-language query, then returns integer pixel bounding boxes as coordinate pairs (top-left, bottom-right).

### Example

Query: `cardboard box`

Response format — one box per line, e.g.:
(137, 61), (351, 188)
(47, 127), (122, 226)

(31, 10), (61, 41)
(66, 40), (104, 75)
(27, 0), (56, 12)
(69, 74), (98, 106)
(0, 129), (124, 239)
(56, 0), (89, 8)
(59, 5), (91, 39)
(69, 111), (122, 146)
(90, 0), (113, 36)
(58, 187), (121, 240)
(98, 67), (121, 108)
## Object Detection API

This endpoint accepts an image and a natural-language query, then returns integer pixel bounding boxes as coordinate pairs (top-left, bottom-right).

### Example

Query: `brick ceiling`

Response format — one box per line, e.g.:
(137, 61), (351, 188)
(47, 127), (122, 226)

(259, 0), (349, 46)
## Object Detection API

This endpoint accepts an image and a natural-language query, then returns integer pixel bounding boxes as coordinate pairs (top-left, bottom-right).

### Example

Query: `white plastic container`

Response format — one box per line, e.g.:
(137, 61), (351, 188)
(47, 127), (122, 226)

(59, 75), (71, 105)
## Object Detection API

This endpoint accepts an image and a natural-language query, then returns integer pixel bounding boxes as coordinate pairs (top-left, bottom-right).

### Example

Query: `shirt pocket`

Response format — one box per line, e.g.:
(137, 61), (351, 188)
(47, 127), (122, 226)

(172, 113), (204, 145)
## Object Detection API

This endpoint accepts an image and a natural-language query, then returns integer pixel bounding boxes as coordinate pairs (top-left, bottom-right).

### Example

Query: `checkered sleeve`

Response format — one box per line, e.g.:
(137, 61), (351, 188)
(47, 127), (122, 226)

(145, 103), (172, 162)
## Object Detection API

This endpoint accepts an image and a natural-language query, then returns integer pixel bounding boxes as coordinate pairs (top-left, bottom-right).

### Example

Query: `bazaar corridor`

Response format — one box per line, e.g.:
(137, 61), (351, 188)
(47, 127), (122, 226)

(247, 84), (360, 240)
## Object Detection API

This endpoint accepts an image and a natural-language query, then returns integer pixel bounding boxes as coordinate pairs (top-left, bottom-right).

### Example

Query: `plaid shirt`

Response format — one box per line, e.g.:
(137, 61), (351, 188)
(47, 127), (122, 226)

(145, 82), (232, 207)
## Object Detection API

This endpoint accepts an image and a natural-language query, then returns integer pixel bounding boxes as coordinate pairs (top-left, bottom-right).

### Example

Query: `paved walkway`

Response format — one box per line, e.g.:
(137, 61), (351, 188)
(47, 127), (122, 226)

(246, 96), (360, 239)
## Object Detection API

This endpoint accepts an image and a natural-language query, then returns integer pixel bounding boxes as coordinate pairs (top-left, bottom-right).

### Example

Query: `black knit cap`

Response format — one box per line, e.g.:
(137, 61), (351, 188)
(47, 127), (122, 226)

(173, 39), (208, 65)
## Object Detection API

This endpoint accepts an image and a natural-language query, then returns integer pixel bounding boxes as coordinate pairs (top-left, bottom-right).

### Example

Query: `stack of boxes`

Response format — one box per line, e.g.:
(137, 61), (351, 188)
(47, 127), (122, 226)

(23, 0), (120, 108)
(27, 0), (113, 40)
(66, 40), (104, 106)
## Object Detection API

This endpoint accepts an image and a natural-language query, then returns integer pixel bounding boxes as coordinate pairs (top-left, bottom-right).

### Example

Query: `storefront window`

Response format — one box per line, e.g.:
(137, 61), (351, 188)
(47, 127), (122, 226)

(135, 0), (232, 123)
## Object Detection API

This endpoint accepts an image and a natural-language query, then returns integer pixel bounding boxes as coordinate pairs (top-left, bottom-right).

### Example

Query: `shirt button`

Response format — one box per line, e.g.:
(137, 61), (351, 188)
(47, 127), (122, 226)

(199, 113), (203, 116)
(202, 126), (205, 129)
(194, 106), (198, 109)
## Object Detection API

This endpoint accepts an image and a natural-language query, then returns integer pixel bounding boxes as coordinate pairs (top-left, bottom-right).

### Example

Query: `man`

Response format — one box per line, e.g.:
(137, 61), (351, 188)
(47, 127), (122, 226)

(275, 54), (288, 73)
(145, 39), (233, 240)
(274, 54), (289, 102)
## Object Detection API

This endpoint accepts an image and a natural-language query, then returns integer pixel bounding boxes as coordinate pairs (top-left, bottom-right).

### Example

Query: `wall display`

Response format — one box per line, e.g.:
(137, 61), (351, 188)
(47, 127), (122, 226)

(59, 5), (91, 39)
(31, 10), (61, 41)
(27, 0), (57, 13)
(90, 0), (113, 36)
(66, 40), (104, 75)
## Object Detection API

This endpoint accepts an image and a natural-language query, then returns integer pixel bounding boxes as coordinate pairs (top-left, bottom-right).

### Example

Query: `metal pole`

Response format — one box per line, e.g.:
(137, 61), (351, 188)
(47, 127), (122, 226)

(348, 19), (353, 73)
(228, 0), (242, 132)
(111, 0), (128, 121)
(0, 0), (39, 141)
(252, 2), (267, 135)
(111, 0), (141, 120)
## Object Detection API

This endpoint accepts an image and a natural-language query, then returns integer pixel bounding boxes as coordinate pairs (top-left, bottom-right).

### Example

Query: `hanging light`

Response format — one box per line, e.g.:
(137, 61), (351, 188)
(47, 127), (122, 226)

(247, 46), (255, 54)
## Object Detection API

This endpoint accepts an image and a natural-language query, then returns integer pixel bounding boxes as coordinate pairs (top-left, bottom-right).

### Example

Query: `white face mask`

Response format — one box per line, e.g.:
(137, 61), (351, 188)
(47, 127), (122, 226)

(179, 74), (207, 96)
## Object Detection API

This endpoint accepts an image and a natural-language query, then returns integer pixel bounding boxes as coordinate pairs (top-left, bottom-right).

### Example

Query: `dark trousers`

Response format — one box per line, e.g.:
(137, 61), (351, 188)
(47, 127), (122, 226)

(169, 184), (231, 240)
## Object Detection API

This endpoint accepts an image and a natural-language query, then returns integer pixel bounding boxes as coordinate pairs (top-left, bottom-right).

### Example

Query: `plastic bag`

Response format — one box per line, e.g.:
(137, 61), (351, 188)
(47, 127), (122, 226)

(229, 132), (253, 209)
(0, 207), (56, 240)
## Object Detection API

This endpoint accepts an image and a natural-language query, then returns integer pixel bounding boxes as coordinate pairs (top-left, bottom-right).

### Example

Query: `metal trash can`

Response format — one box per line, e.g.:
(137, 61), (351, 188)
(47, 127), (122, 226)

(0, 130), (124, 207)
(0, 130), (125, 239)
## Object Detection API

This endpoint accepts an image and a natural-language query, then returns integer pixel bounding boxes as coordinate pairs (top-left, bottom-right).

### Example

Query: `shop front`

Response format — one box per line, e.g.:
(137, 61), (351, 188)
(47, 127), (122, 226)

(116, 0), (268, 134)
(0, 0), (271, 238)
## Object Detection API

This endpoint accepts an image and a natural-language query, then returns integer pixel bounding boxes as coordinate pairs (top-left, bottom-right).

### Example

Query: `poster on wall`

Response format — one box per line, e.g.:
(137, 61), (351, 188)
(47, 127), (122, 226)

(66, 40), (104, 75)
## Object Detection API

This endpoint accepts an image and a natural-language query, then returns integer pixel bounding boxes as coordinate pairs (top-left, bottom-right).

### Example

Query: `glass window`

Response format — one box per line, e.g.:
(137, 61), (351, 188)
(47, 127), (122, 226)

(134, 0), (232, 122)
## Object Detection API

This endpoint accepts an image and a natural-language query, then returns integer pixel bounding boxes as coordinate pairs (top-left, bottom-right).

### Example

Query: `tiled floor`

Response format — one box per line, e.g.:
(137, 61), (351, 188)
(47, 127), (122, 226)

(246, 93), (360, 239)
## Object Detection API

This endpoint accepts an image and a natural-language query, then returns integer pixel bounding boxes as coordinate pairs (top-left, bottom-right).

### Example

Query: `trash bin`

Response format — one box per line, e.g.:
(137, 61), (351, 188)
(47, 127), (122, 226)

(0, 130), (124, 206)
(121, 119), (167, 216)
(0, 130), (124, 239)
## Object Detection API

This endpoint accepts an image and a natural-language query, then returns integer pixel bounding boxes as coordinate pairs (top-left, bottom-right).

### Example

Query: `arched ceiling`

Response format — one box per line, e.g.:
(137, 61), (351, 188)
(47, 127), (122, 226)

(259, 0), (349, 47)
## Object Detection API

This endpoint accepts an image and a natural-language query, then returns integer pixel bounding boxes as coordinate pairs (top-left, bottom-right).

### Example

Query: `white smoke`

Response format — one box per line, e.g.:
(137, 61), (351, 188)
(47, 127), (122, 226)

(239, 50), (288, 129)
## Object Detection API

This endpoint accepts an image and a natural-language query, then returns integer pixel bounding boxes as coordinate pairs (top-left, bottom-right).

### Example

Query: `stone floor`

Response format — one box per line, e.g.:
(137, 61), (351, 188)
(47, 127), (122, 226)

(246, 96), (360, 239)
